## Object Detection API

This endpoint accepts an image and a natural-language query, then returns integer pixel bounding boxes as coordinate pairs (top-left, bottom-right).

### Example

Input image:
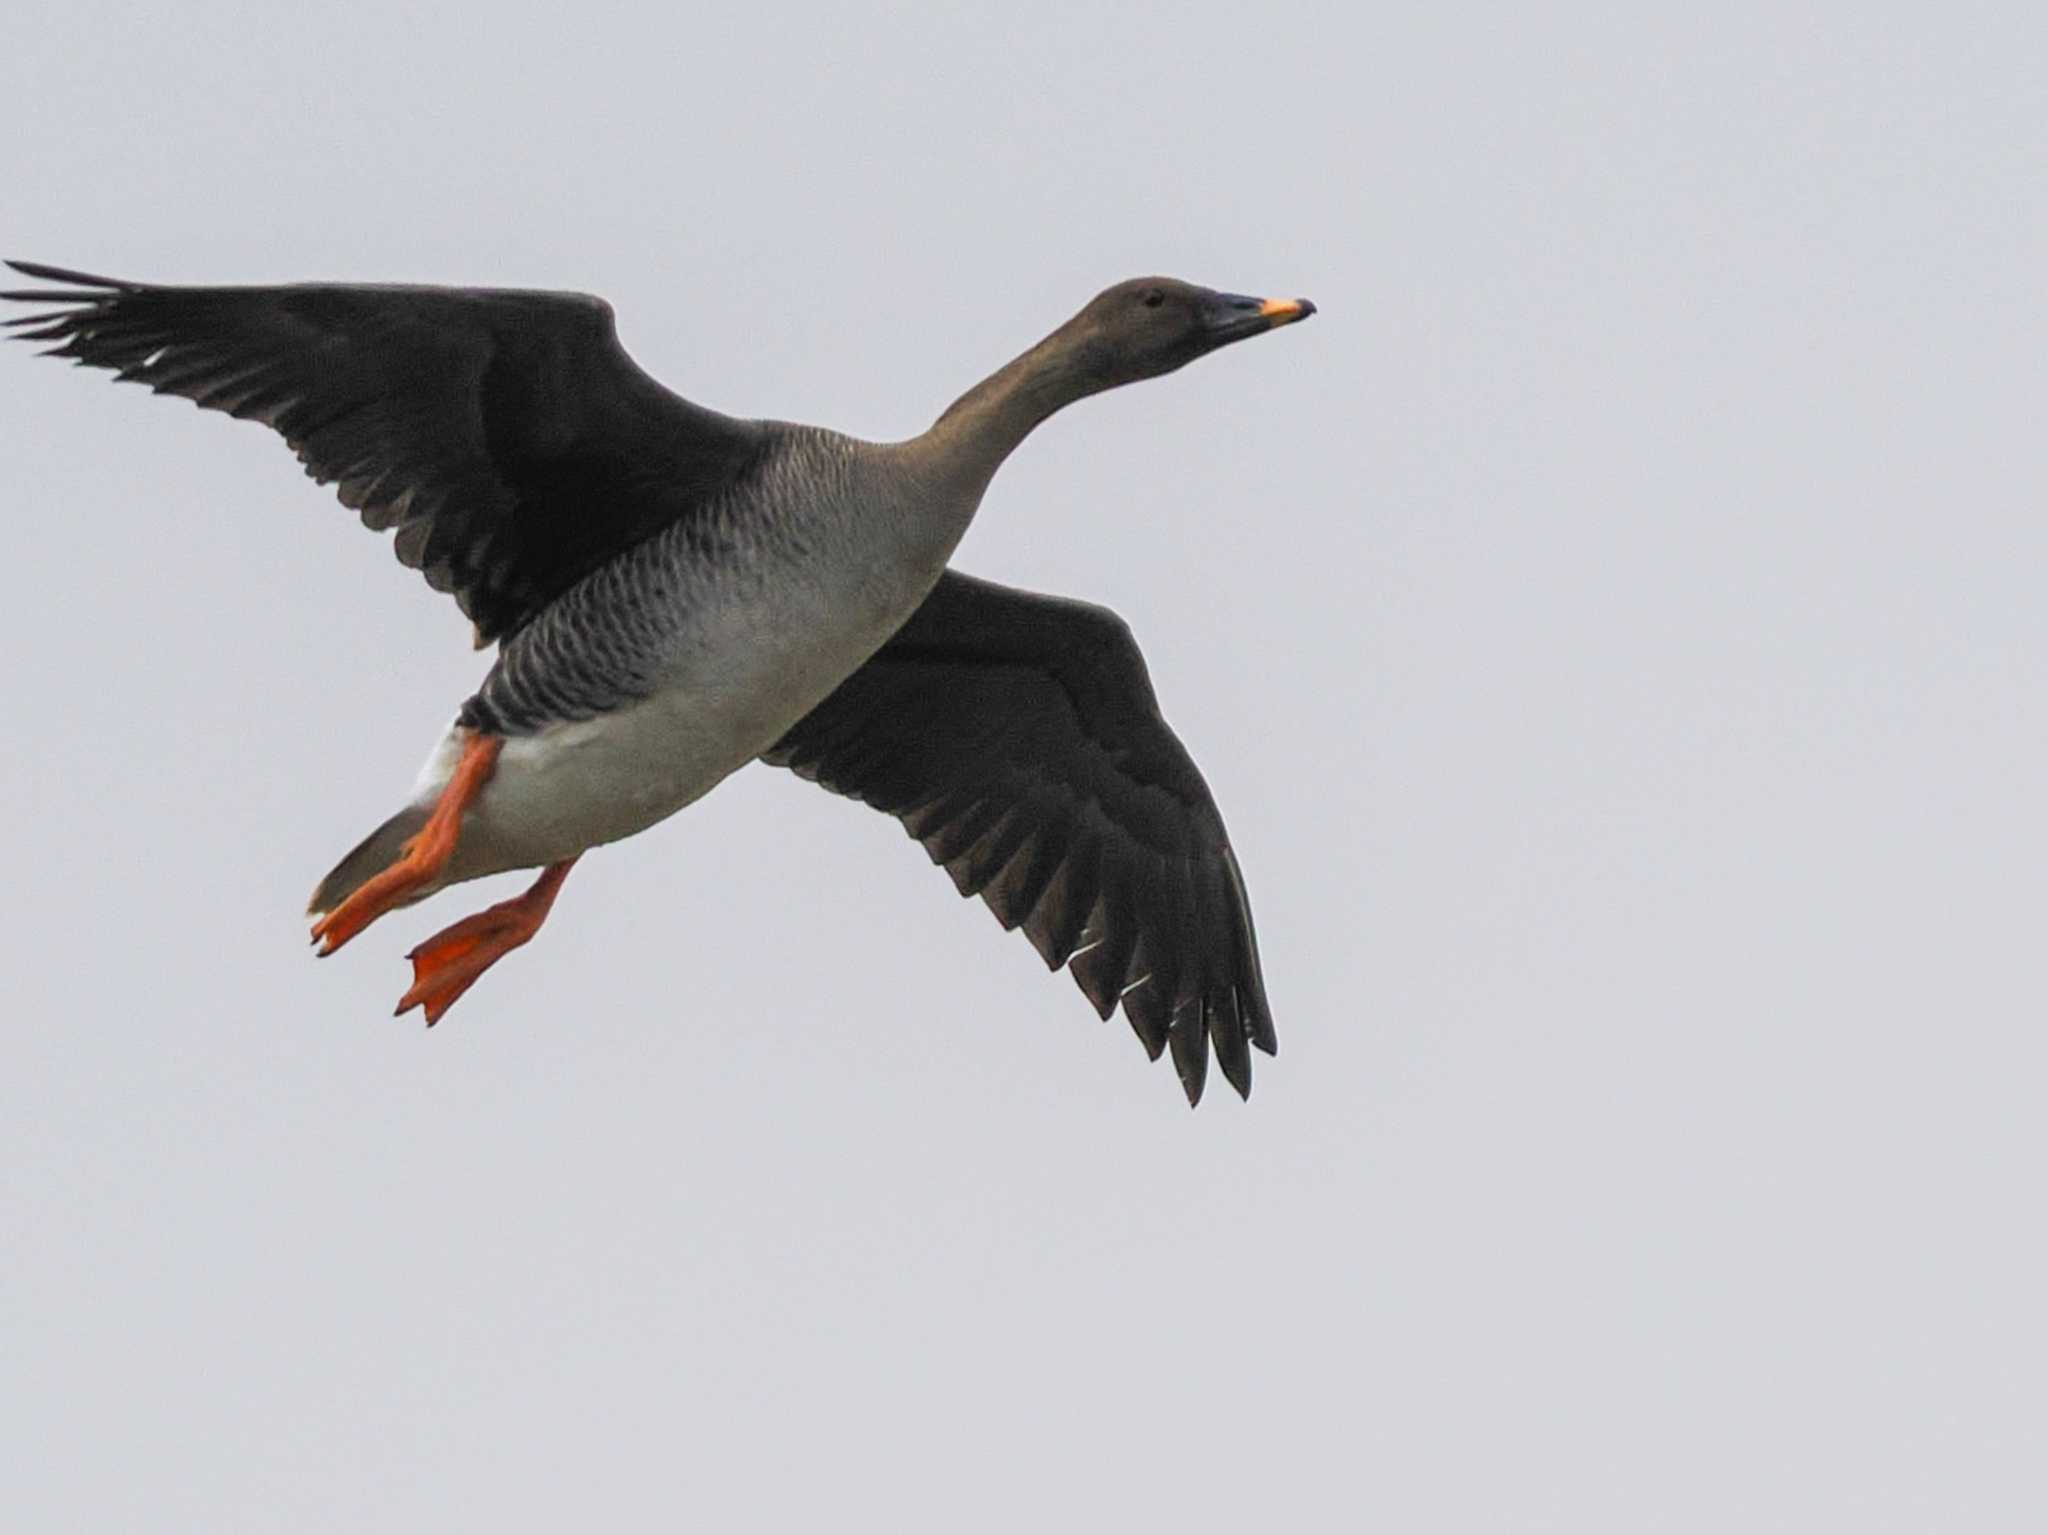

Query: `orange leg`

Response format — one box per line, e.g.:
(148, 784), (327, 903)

(395, 857), (578, 1025)
(309, 731), (503, 956)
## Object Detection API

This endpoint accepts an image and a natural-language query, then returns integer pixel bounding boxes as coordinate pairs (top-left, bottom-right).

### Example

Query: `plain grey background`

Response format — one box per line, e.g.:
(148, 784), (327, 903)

(4, 3), (2042, 1529)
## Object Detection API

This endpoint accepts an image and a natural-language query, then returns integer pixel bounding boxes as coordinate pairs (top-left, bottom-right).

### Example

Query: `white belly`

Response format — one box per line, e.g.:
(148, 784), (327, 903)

(413, 569), (925, 888)
(435, 695), (735, 881)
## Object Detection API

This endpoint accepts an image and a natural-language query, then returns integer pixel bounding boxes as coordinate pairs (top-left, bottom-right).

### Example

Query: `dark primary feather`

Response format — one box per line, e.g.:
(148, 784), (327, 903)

(2, 259), (763, 644)
(765, 571), (1276, 1105)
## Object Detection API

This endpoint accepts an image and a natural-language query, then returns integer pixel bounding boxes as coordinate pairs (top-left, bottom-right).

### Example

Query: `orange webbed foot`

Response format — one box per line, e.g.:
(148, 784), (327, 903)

(309, 732), (503, 957)
(311, 850), (433, 956)
(394, 858), (577, 1026)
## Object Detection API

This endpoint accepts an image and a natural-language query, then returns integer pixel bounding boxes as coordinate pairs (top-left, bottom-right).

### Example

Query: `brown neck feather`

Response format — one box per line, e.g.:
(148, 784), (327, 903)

(915, 319), (1108, 492)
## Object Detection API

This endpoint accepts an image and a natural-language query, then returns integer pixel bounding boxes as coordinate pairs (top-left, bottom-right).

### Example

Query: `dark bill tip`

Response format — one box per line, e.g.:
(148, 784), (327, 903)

(1204, 291), (1318, 346)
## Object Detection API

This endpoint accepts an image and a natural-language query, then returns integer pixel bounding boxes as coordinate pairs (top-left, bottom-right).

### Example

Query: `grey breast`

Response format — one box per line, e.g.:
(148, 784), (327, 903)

(458, 426), (894, 736)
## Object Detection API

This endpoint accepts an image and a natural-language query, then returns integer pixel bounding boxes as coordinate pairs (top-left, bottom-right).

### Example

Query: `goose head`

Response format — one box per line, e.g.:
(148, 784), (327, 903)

(1062, 277), (1316, 389)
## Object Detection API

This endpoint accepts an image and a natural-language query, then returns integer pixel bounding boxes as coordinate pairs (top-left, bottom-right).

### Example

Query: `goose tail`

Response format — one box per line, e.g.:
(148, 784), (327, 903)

(307, 805), (430, 918)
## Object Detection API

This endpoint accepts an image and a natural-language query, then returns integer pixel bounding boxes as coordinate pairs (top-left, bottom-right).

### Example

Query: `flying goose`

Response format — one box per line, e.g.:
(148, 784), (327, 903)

(3, 260), (1314, 1104)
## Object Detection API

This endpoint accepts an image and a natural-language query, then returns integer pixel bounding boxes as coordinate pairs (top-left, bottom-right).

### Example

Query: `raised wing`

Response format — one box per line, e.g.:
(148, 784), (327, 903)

(3, 260), (763, 644)
(765, 571), (1277, 1105)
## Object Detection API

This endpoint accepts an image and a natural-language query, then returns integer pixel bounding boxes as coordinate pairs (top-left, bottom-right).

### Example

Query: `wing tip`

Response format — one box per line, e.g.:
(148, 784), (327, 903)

(1172, 1036), (1209, 1107)
(4, 258), (135, 289)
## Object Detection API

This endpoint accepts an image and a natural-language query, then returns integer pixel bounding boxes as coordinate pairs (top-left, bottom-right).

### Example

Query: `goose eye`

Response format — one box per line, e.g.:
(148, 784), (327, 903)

(1142, 289), (1164, 308)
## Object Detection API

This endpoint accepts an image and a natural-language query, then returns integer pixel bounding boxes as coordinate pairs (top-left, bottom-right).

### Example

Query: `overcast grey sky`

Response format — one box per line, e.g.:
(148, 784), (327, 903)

(4, 3), (2044, 1529)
